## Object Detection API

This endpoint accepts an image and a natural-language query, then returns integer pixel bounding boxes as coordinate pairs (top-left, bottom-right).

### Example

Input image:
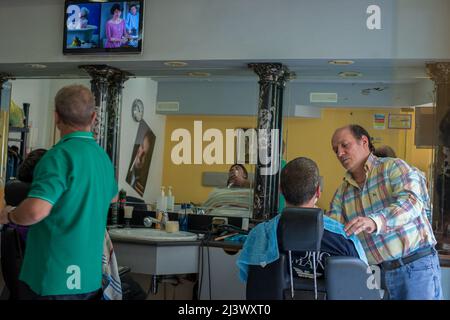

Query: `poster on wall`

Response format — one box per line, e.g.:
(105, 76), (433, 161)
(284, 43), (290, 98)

(126, 120), (156, 196)
(373, 113), (386, 130)
(388, 114), (412, 129)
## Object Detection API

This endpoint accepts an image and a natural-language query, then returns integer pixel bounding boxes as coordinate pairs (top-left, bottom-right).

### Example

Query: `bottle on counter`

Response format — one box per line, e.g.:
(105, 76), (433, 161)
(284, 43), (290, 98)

(118, 189), (127, 225)
(178, 203), (189, 231)
(110, 202), (118, 225)
(156, 186), (167, 212)
(166, 186), (175, 212)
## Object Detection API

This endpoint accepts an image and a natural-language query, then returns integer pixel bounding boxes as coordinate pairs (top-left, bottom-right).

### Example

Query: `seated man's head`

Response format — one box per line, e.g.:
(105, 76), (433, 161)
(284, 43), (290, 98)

(17, 149), (47, 183)
(280, 157), (321, 208)
(227, 164), (249, 187)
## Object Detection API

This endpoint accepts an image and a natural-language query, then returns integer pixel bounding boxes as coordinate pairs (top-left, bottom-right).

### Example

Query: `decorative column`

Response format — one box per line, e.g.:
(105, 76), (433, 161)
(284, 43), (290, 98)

(79, 65), (131, 179)
(427, 62), (450, 249)
(107, 71), (130, 179)
(249, 63), (293, 220)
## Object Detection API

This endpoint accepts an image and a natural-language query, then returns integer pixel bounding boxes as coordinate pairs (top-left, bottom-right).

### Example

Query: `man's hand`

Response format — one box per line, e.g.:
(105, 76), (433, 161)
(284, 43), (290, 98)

(345, 217), (377, 236)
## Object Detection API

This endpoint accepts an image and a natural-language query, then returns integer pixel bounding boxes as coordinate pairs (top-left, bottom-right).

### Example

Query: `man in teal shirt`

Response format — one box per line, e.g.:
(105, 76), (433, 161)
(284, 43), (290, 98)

(0, 85), (118, 299)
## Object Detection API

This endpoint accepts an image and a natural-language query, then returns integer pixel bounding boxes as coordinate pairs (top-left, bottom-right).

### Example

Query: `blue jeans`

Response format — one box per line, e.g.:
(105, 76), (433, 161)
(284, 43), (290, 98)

(383, 250), (443, 300)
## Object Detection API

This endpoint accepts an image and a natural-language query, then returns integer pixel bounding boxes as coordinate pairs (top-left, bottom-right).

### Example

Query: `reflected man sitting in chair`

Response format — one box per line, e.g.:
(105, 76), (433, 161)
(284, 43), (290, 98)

(237, 157), (367, 282)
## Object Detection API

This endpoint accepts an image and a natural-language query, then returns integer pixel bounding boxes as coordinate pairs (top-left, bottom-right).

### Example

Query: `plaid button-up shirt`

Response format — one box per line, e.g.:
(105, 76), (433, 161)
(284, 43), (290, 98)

(327, 153), (436, 265)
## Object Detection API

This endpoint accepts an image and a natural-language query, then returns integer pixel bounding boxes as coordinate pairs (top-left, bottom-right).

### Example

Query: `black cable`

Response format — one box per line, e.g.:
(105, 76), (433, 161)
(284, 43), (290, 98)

(196, 237), (204, 299)
(207, 241), (212, 300)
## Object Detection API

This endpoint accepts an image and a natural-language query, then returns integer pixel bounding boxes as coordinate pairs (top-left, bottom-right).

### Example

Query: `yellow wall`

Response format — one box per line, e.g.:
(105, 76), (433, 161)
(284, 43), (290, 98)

(162, 109), (432, 209)
(162, 115), (257, 204)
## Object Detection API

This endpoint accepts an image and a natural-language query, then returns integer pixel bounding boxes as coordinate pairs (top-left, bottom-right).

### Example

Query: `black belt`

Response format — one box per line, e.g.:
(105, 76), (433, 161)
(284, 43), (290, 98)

(379, 247), (434, 271)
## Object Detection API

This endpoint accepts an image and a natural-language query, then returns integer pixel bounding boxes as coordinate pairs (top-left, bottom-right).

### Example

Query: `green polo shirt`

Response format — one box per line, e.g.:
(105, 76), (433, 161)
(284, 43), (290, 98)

(20, 131), (118, 296)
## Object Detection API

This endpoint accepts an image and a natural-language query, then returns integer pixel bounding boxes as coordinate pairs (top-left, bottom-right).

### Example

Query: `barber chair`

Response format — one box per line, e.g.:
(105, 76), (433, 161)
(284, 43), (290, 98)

(246, 207), (324, 300)
(1, 225), (26, 300)
(246, 208), (381, 300)
(325, 257), (381, 300)
(1, 180), (29, 299)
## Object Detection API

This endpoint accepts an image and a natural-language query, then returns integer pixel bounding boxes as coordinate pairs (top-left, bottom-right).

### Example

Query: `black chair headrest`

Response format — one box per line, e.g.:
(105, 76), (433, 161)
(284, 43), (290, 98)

(278, 207), (324, 252)
(4, 180), (30, 207)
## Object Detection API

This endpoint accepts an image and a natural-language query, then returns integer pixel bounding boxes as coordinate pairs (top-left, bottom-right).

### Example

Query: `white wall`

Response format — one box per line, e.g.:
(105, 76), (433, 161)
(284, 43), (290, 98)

(10, 78), (166, 204)
(11, 79), (52, 149)
(118, 78), (166, 204)
(1, 0), (450, 63)
(11, 79), (91, 149)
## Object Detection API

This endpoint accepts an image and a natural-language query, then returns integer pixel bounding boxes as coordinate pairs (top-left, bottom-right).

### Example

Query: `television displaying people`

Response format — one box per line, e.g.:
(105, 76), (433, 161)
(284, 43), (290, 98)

(64, 2), (142, 51)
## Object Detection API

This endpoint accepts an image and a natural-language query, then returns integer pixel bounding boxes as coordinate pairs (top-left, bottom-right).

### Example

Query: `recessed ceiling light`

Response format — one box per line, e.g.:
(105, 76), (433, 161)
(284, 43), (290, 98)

(187, 72), (210, 77)
(339, 71), (362, 78)
(25, 63), (47, 69)
(164, 61), (188, 67)
(59, 74), (81, 78)
(329, 60), (355, 65)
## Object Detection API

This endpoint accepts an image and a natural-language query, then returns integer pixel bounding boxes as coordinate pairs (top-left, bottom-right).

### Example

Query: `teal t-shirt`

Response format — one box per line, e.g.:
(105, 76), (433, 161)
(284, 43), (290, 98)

(20, 131), (118, 296)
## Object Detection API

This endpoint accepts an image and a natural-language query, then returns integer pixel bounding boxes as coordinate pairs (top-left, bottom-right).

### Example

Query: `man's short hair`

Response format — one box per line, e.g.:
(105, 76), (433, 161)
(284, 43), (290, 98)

(54, 85), (94, 127)
(280, 157), (320, 206)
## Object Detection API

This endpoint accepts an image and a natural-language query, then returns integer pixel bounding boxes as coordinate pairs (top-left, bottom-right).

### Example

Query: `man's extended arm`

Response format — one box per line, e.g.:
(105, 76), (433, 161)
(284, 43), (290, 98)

(0, 198), (52, 226)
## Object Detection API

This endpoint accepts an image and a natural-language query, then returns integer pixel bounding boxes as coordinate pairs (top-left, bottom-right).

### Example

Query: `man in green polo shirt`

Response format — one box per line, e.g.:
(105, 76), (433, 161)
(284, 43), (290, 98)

(0, 84), (118, 299)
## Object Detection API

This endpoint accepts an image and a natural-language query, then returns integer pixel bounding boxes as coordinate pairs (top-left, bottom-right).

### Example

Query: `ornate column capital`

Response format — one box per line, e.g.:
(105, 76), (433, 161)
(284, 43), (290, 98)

(79, 65), (133, 83)
(248, 63), (294, 84)
(110, 70), (132, 87)
(427, 62), (450, 84)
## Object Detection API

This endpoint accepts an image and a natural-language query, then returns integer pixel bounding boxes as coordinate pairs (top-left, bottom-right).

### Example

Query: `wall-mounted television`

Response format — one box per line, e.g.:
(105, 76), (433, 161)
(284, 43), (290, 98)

(63, 0), (144, 54)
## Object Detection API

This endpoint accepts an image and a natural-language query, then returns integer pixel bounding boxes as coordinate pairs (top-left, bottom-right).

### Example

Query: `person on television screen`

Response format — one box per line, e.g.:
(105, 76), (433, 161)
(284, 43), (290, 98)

(80, 7), (89, 29)
(105, 3), (129, 48)
(125, 4), (139, 37)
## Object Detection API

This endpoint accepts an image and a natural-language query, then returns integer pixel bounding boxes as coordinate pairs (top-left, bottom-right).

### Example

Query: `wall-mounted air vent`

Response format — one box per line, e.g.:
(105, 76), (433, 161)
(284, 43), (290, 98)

(294, 105), (322, 118)
(309, 92), (338, 103)
(156, 101), (179, 112)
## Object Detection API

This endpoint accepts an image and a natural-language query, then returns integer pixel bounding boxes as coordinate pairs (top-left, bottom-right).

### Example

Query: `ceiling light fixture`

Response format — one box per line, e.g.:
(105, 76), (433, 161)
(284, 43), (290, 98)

(339, 71), (362, 78)
(25, 63), (47, 69)
(164, 61), (188, 67)
(328, 60), (355, 65)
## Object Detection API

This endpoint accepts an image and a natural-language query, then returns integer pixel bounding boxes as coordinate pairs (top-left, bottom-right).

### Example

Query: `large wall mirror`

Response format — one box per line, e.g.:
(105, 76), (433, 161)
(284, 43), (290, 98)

(1, 62), (446, 244)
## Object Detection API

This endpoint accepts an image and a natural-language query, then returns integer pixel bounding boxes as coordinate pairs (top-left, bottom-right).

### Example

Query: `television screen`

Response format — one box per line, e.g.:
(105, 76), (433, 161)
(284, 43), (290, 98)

(63, 0), (144, 54)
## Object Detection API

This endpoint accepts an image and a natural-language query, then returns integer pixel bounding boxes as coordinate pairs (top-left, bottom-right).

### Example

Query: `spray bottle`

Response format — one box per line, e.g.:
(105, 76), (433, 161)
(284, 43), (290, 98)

(166, 186), (175, 212)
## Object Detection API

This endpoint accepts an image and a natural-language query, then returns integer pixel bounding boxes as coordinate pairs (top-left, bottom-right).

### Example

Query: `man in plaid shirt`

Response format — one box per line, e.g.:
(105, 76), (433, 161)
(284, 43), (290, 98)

(328, 124), (442, 300)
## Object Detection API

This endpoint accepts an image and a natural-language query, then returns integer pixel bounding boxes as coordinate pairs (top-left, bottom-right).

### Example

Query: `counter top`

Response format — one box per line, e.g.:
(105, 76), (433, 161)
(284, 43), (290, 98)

(110, 236), (201, 246)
